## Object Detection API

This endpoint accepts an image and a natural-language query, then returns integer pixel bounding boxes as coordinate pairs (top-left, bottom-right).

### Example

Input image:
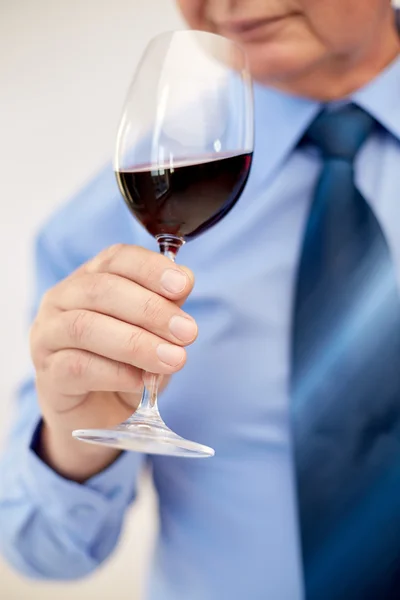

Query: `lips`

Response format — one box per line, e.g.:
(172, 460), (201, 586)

(217, 14), (292, 41)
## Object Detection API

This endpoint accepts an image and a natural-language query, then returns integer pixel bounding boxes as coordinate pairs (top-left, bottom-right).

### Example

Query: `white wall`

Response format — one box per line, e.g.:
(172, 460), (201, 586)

(0, 1), (183, 598)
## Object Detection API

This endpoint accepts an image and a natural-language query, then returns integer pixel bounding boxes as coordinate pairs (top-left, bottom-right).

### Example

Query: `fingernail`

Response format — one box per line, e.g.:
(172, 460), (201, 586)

(169, 315), (197, 343)
(157, 343), (186, 367)
(160, 269), (188, 294)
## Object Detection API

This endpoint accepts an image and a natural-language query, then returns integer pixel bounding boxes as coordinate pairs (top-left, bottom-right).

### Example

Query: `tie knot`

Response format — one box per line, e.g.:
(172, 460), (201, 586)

(303, 104), (377, 162)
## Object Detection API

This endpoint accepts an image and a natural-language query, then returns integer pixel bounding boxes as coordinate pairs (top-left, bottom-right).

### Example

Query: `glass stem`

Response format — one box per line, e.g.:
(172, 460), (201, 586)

(133, 234), (185, 419)
(138, 372), (161, 416)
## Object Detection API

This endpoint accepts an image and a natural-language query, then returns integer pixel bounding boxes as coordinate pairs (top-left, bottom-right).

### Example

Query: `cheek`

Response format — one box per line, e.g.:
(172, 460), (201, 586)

(302, 0), (379, 51)
(240, 19), (329, 83)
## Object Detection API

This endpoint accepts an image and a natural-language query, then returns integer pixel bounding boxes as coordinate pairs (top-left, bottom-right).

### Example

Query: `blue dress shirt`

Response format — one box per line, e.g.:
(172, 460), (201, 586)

(1, 55), (399, 600)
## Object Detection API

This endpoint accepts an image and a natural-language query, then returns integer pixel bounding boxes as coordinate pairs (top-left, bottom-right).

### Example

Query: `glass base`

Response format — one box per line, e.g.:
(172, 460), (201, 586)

(72, 415), (214, 458)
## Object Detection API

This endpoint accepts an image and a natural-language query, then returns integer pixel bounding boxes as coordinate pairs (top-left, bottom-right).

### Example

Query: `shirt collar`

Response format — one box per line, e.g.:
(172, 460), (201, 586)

(252, 51), (400, 183)
(252, 84), (319, 185)
(353, 54), (400, 142)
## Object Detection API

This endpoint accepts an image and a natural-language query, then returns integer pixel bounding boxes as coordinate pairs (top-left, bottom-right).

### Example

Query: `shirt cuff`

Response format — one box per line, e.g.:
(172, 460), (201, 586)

(23, 420), (143, 545)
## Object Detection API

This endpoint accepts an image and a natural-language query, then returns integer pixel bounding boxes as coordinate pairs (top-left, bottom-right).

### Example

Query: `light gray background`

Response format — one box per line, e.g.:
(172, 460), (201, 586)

(0, 1), (182, 598)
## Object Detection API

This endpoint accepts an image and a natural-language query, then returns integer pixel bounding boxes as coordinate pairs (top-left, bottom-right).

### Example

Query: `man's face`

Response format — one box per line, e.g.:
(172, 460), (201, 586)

(176, 0), (394, 89)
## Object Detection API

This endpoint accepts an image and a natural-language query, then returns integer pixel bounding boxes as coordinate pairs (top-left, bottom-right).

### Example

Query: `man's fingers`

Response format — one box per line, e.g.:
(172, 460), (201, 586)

(36, 310), (187, 375)
(42, 349), (144, 396)
(50, 273), (198, 345)
(82, 244), (195, 301)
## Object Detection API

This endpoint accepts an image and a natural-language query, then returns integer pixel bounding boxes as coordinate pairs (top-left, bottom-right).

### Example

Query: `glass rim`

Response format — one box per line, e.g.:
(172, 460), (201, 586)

(113, 27), (254, 171)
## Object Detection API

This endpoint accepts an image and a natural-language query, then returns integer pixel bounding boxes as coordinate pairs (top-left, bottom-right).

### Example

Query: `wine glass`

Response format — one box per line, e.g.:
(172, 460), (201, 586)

(72, 30), (254, 458)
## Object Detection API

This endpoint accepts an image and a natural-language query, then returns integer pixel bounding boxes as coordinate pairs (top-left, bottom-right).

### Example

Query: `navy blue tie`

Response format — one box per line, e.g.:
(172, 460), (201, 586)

(291, 104), (400, 599)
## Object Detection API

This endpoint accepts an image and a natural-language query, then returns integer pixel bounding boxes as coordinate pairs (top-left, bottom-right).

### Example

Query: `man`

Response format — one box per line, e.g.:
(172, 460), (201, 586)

(1, 1), (399, 598)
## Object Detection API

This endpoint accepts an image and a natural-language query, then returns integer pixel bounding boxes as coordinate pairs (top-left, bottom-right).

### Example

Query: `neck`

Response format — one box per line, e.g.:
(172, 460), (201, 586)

(272, 12), (400, 101)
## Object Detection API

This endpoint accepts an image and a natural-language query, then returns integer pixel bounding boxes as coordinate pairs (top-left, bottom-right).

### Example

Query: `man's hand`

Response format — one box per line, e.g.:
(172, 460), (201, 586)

(30, 244), (197, 481)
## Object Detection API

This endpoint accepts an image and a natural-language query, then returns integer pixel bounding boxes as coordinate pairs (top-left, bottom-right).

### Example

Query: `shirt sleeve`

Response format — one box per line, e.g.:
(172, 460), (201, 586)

(0, 226), (144, 580)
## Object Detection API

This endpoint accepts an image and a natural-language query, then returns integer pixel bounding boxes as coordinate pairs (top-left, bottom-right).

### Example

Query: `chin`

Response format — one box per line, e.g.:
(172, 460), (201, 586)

(243, 41), (325, 90)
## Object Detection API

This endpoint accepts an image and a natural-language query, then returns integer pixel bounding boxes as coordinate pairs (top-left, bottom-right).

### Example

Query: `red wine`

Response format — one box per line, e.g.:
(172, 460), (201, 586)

(115, 152), (252, 240)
